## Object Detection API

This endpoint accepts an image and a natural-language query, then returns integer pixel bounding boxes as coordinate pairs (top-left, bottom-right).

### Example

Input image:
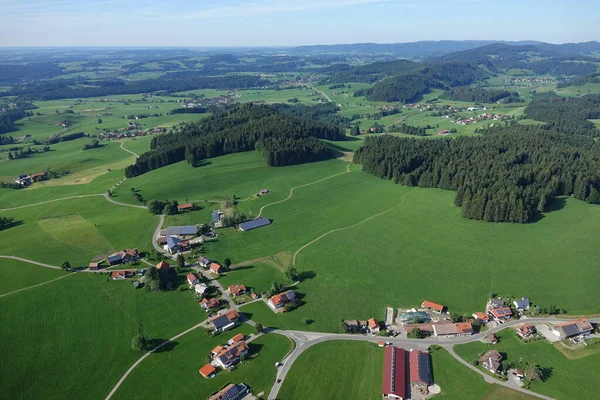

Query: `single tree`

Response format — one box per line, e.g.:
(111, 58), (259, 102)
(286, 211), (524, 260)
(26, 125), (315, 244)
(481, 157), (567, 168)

(131, 334), (148, 351)
(407, 328), (424, 339)
(177, 254), (185, 270)
(224, 258), (232, 268)
(284, 265), (298, 281)
(97, 118), (102, 124)
(61, 261), (71, 271)
(255, 323), (263, 333)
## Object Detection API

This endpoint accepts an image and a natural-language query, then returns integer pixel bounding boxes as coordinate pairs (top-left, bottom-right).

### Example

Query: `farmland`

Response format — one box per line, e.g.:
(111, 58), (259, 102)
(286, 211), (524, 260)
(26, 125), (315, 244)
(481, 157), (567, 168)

(454, 330), (600, 399)
(0, 258), (64, 295)
(278, 341), (384, 400)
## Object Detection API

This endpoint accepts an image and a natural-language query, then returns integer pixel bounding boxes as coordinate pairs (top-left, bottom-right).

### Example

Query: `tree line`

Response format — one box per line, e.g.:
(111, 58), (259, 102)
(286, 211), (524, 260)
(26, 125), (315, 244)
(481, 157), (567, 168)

(258, 136), (334, 166)
(524, 95), (600, 137)
(125, 104), (345, 177)
(388, 123), (427, 136)
(354, 126), (600, 223)
(442, 87), (522, 103)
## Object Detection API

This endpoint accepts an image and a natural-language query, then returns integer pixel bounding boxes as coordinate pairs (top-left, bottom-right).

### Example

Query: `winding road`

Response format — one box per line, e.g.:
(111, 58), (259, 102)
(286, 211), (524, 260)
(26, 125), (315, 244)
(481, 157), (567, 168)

(119, 141), (140, 158)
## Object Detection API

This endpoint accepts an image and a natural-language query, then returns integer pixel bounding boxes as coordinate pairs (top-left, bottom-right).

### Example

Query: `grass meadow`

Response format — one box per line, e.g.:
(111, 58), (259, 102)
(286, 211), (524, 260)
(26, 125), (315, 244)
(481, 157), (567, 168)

(0, 259), (65, 295)
(110, 329), (291, 400)
(278, 341), (384, 400)
(0, 196), (158, 266)
(454, 330), (600, 399)
(0, 272), (205, 400)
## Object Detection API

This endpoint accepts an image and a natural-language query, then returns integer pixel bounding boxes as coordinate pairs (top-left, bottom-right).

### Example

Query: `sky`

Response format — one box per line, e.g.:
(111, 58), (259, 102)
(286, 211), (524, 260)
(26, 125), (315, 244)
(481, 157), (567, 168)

(0, 0), (598, 47)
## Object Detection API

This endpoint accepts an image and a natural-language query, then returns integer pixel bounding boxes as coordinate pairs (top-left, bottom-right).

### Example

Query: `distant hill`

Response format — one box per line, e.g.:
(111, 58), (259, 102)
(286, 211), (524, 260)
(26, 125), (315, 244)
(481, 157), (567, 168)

(290, 40), (542, 58)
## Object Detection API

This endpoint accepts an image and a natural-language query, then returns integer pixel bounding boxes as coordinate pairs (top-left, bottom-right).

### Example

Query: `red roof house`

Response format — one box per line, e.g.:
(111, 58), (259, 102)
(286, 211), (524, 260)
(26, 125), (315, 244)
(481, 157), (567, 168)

(382, 346), (407, 399)
(200, 297), (220, 310)
(421, 300), (445, 313)
(186, 273), (200, 286)
(177, 203), (194, 211)
(210, 262), (224, 274)
(156, 261), (170, 273)
(199, 364), (216, 378)
(368, 318), (380, 333)
(228, 284), (247, 297)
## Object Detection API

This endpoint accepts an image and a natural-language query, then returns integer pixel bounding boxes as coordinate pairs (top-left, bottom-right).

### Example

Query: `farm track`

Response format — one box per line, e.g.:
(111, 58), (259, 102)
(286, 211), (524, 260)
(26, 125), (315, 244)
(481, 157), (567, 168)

(291, 188), (416, 268)
(0, 273), (73, 299)
(0, 194), (105, 211)
(118, 141), (140, 158)
(256, 162), (351, 218)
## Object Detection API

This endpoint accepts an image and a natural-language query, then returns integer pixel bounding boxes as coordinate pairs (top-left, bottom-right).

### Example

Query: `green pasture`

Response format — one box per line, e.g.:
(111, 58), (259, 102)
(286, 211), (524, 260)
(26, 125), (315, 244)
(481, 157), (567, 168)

(218, 257), (292, 294)
(120, 135), (154, 155)
(430, 347), (536, 400)
(454, 330), (600, 399)
(278, 341), (383, 400)
(0, 259), (65, 295)
(0, 196), (157, 266)
(110, 329), (291, 400)
(0, 138), (134, 185)
(555, 83), (600, 97)
(0, 271), (204, 400)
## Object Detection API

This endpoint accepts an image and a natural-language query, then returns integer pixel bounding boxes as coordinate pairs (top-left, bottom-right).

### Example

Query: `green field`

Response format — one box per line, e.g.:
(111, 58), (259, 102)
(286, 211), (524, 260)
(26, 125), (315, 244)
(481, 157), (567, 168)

(454, 330), (600, 399)
(0, 259), (65, 295)
(0, 196), (157, 266)
(278, 341), (384, 400)
(0, 272), (204, 400)
(430, 347), (536, 400)
(218, 257), (292, 294)
(110, 329), (292, 400)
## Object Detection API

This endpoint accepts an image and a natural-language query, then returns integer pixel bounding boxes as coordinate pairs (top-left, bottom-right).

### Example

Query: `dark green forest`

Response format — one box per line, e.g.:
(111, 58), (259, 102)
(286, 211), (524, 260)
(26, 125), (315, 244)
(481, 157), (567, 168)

(354, 126), (600, 223)
(125, 104), (344, 177)
(442, 87), (522, 103)
(524, 95), (600, 136)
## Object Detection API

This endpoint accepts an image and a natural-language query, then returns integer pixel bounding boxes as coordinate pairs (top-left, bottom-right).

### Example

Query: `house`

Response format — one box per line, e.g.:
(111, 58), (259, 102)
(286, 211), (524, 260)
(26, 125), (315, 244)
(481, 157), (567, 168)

(210, 262), (225, 275)
(268, 290), (296, 310)
(210, 310), (241, 332)
(88, 262), (101, 270)
(472, 312), (489, 324)
(238, 217), (271, 232)
(382, 346), (407, 400)
(250, 292), (260, 300)
(228, 333), (244, 345)
(421, 300), (445, 313)
(487, 333), (499, 344)
(208, 383), (249, 400)
(516, 369), (525, 381)
(409, 350), (432, 392)
(111, 271), (127, 280)
(480, 350), (503, 374)
(515, 324), (536, 339)
(489, 299), (504, 307)
(186, 273), (200, 287)
(160, 226), (197, 237)
(198, 256), (211, 268)
(489, 306), (513, 320)
(199, 364), (216, 378)
(228, 284), (247, 297)
(552, 319), (593, 339)
(194, 283), (209, 296)
(201, 297), (220, 311)
(107, 253), (124, 266)
(214, 340), (249, 368)
(345, 320), (359, 333)
(211, 345), (224, 356)
(165, 236), (190, 254)
(155, 261), (170, 273)
(368, 318), (380, 334)
(177, 203), (194, 212)
(513, 297), (530, 311)
(259, 189), (269, 195)
(107, 249), (139, 266)
(432, 322), (473, 337)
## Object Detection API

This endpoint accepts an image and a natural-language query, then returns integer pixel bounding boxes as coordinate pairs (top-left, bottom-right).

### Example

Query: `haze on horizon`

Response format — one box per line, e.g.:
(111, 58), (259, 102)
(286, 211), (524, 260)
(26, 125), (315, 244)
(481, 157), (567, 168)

(0, 0), (598, 47)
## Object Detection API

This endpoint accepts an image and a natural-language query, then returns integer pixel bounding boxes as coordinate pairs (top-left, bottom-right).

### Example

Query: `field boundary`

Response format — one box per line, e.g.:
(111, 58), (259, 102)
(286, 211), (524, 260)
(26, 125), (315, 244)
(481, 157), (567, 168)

(0, 273), (71, 299)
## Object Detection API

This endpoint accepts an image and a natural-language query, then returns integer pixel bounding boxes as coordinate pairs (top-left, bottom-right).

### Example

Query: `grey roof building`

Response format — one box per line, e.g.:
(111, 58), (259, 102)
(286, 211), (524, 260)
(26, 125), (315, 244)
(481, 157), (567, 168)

(239, 218), (271, 232)
(160, 226), (197, 236)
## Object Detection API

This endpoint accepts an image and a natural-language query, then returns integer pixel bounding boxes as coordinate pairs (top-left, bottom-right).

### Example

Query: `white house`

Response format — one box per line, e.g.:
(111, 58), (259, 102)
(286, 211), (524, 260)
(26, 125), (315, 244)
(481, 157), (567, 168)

(194, 283), (208, 296)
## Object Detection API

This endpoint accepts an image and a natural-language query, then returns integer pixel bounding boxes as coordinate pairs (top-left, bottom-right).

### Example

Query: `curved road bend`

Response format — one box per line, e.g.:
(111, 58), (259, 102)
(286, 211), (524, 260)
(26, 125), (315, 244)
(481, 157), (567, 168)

(119, 141), (140, 158)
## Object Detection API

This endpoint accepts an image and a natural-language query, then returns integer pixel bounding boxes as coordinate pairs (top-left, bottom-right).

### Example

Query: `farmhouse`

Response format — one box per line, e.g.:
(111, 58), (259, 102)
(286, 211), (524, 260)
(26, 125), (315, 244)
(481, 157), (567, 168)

(513, 297), (530, 311)
(489, 306), (513, 320)
(480, 350), (503, 374)
(111, 271), (127, 280)
(214, 340), (249, 368)
(210, 310), (241, 331)
(432, 322), (472, 337)
(552, 319), (593, 339)
(212, 210), (225, 228)
(177, 203), (194, 212)
(201, 297), (220, 311)
(209, 383), (249, 400)
(368, 318), (380, 334)
(210, 262), (225, 275)
(239, 217), (271, 232)
(409, 350), (432, 394)
(186, 273), (200, 287)
(382, 346), (407, 400)
(421, 300), (445, 313)
(160, 225), (197, 237)
(268, 290), (296, 310)
(107, 248), (139, 266)
(515, 324), (536, 339)
(199, 364), (216, 378)
(228, 284), (247, 297)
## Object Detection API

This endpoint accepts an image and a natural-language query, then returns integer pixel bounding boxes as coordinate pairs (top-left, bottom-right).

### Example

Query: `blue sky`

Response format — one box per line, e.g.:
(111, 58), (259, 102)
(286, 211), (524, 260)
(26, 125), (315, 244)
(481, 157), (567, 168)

(0, 0), (598, 47)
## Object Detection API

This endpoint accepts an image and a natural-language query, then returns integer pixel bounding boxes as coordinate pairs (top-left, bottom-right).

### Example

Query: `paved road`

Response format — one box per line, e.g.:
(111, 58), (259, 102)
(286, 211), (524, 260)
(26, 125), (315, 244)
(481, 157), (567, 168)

(0, 194), (105, 212)
(151, 214), (166, 254)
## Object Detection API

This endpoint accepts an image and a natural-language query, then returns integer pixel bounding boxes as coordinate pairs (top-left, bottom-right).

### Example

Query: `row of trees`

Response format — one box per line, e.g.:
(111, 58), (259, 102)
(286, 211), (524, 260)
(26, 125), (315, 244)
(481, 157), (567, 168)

(442, 87), (522, 103)
(82, 139), (100, 151)
(125, 104), (345, 177)
(388, 123), (427, 136)
(148, 199), (179, 215)
(0, 216), (16, 231)
(354, 126), (600, 223)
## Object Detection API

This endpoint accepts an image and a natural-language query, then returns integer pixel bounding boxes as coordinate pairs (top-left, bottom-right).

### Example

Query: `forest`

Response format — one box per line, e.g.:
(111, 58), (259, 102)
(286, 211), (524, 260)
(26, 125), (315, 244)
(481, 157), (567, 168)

(442, 87), (522, 103)
(354, 126), (600, 223)
(125, 103), (344, 177)
(524, 95), (600, 136)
